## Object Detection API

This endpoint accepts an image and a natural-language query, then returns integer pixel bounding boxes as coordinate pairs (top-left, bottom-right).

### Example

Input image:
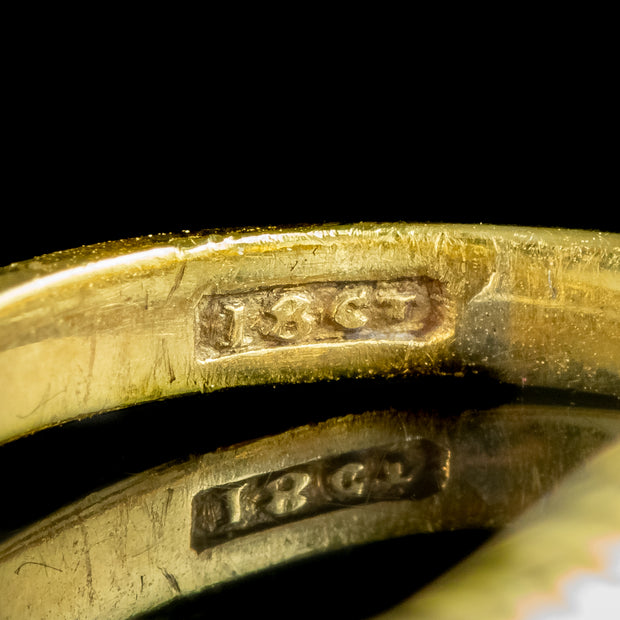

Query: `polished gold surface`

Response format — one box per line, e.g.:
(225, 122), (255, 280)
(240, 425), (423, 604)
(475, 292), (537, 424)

(1, 223), (619, 445)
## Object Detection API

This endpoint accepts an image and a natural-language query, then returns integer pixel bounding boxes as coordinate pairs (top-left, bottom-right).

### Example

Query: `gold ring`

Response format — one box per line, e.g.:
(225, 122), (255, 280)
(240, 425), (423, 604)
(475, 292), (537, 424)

(0, 222), (618, 618)
(1, 222), (618, 444)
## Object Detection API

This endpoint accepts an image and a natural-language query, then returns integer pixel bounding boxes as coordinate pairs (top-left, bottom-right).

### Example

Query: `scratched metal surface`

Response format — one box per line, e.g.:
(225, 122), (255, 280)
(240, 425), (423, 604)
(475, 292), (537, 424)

(1, 403), (619, 619)
(1, 223), (619, 446)
(0, 221), (619, 618)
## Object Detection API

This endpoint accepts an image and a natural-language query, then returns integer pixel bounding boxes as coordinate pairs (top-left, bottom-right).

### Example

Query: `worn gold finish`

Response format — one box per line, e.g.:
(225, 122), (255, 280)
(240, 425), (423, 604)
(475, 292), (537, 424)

(0, 223), (619, 618)
(0, 223), (619, 445)
(1, 405), (619, 619)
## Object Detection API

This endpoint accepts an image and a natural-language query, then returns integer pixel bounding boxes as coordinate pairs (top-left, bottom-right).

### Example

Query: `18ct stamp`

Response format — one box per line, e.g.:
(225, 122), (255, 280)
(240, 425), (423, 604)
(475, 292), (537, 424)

(195, 277), (448, 360)
(191, 437), (450, 553)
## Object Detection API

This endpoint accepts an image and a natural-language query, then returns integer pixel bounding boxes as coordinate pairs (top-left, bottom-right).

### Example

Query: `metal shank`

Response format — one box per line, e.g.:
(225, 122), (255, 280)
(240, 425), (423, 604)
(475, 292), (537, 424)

(1, 223), (619, 444)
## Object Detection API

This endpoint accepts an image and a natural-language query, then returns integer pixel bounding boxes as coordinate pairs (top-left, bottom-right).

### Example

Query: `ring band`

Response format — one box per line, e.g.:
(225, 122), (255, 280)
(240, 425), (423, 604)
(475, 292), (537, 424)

(1, 222), (618, 618)
(1, 222), (619, 445)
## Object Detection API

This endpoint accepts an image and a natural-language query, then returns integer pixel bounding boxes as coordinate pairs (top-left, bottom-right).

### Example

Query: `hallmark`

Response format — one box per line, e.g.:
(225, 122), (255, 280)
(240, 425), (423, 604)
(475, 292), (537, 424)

(195, 277), (448, 360)
(191, 437), (450, 553)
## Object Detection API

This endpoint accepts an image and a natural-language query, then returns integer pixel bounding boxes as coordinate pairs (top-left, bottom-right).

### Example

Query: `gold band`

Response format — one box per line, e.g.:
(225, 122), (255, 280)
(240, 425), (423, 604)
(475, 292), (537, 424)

(1, 222), (619, 618)
(1, 222), (619, 445)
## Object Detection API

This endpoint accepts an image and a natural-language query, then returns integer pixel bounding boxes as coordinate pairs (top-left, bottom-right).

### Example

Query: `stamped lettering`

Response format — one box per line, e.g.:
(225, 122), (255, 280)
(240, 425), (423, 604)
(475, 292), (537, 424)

(196, 277), (448, 360)
(190, 437), (450, 553)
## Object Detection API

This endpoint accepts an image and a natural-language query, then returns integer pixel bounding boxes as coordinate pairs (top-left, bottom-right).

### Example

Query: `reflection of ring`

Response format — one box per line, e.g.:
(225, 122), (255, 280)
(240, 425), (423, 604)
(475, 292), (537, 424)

(381, 433), (620, 620)
(1, 223), (619, 444)
(0, 223), (619, 618)
(2, 405), (619, 618)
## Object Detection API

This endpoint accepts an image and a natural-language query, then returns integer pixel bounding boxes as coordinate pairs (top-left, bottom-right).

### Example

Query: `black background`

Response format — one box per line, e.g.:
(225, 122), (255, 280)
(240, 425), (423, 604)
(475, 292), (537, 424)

(2, 171), (616, 268)
(2, 79), (617, 267)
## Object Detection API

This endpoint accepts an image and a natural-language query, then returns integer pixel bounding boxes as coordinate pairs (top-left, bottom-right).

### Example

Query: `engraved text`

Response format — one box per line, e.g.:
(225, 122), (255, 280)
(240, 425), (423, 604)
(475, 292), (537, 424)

(191, 437), (450, 553)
